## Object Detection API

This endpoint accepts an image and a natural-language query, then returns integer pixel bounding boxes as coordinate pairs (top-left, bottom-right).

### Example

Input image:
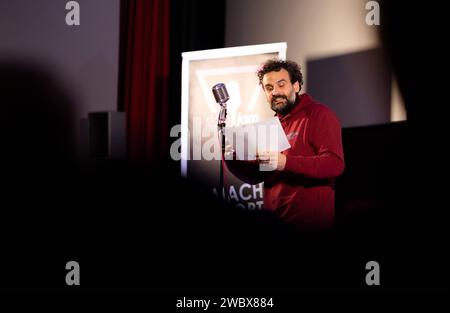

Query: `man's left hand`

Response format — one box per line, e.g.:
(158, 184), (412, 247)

(256, 151), (286, 171)
(276, 152), (286, 171)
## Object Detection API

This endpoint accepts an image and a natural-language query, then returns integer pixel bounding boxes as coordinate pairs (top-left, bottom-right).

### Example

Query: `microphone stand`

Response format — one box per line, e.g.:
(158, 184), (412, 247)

(217, 103), (227, 202)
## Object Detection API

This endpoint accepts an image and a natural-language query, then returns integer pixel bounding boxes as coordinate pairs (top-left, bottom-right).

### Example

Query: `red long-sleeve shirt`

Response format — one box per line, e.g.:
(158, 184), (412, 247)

(225, 93), (345, 231)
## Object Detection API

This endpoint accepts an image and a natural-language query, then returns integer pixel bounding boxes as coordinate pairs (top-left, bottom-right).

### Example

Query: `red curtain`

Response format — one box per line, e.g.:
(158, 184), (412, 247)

(121, 0), (170, 165)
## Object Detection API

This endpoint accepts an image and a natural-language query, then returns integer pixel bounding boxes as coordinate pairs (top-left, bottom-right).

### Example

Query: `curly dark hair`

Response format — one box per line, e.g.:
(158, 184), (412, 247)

(257, 59), (303, 89)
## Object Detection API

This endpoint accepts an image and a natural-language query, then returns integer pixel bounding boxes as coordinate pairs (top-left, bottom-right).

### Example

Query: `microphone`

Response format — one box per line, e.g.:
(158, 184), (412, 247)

(212, 83), (230, 107)
(212, 83), (229, 201)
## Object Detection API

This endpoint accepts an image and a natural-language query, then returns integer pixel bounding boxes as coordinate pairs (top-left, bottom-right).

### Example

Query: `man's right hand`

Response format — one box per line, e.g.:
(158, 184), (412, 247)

(224, 144), (235, 160)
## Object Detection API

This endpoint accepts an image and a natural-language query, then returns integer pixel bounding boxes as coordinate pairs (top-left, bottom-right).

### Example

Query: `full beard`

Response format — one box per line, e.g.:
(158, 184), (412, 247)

(271, 95), (297, 116)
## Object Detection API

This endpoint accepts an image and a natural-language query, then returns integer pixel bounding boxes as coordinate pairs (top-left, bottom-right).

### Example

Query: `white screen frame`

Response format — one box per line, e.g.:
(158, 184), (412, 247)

(181, 42), (287, 176)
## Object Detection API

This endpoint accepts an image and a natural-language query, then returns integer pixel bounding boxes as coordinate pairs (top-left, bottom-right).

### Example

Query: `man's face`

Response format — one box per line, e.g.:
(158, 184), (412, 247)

(262, 68), (300, 115)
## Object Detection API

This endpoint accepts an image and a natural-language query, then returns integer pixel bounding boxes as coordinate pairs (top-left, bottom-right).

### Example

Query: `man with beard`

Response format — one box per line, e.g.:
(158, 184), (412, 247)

(225, 59), (345, 231)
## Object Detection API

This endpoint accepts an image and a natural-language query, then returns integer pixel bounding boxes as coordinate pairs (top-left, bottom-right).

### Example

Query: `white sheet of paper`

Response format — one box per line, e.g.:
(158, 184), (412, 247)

(224, 117), (291, 160)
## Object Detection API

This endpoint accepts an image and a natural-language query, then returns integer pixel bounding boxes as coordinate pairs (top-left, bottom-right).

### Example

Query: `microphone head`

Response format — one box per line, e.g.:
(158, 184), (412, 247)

(212, 83), (230, 105)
